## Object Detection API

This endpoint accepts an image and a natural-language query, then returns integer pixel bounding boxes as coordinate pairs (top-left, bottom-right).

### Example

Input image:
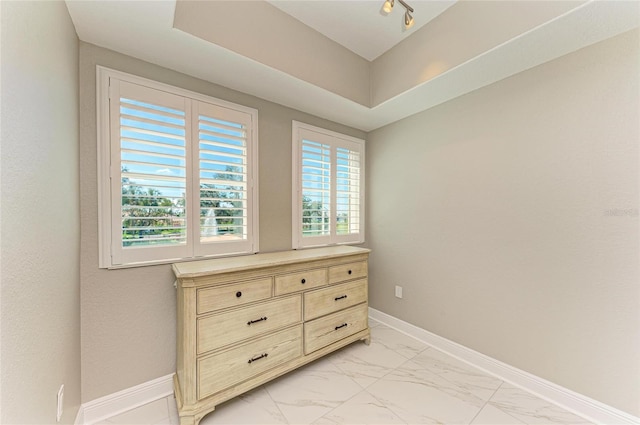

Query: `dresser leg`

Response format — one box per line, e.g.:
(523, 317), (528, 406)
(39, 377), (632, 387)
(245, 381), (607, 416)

(179, 411), (209, 425)
(179, 416), (194, 425)
(363, 336), (371, 345)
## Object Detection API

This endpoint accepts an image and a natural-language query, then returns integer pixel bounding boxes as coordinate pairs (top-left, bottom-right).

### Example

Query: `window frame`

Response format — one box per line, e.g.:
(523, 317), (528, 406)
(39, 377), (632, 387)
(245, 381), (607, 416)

(291, 121), (365, 249)
(97, 66), (259, 269)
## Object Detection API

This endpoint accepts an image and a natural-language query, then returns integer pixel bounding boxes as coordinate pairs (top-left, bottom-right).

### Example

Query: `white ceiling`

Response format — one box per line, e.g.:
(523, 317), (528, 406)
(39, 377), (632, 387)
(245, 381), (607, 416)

(65, 0), (639, 132)
(266, 0), (456, 61)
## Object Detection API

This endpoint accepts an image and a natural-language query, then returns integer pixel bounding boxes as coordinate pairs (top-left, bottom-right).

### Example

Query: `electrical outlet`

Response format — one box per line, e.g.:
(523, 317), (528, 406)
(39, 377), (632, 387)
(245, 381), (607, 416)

(56, 385), (64, 422)
(395, 285), (403, 299)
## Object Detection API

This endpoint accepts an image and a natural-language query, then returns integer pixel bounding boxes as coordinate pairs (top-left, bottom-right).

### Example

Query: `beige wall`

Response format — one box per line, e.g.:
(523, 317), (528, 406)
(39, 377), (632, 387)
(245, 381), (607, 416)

(0, 1), (81, 423)
(366, 29), (639, 416)
(174, 0), (370, 107)
(79, 42), (366, 401)
(370, 1), (583, 106)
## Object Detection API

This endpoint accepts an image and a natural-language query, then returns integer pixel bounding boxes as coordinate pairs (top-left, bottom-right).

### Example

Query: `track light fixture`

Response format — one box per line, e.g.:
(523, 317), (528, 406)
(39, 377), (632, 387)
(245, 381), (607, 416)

(382, 0), (415, 30)
(382, 0), (394, 14)
(404, 9), (414, 29)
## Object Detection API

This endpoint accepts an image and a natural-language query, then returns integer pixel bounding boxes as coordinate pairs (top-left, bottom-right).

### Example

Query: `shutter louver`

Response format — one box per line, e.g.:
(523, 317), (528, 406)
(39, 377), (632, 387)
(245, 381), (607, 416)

(301, 140), (331, 237)
(336, 147), (360, 235)
(101, 71), (258, 268)
(292, 122), (364, 249)
(198, 113), (248, 243)
(119, 96), (187, 249)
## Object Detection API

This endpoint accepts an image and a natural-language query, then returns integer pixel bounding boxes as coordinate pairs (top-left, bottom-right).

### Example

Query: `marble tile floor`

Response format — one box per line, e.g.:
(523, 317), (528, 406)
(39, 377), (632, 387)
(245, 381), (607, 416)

(97, 320), (592, 425)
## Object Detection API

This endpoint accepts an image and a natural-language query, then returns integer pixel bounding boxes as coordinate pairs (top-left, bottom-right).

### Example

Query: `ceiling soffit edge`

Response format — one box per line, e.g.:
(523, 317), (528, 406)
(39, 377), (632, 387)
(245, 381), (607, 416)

(172, 0), (606, 111)
(65, 0), (640, 131)
(173, 0), (371, 107)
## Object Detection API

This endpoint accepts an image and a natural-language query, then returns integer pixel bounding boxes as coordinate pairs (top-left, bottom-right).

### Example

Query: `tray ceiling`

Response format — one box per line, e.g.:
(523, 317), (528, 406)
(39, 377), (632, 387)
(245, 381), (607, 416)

(65, 0), (639, 131)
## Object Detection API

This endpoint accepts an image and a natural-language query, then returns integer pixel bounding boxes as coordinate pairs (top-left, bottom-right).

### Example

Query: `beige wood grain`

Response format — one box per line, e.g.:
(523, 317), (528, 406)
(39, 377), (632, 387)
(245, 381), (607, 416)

(177, 329), (370, 425)
(197, 277), (273, 315)
(304, 303), (368, 354)
(174, 246), (370, 425)
(274, 268), (328, 295)
(304, 279), (368, 321)
(328, 260), (368, 284)
(197, 295), (301, 354)
(176, 282), (186, 402)
(177, 282), (198, 404)
(198, 325), (303, 400)
(178, 253), (369, 289)
(173, 246), (370, 279)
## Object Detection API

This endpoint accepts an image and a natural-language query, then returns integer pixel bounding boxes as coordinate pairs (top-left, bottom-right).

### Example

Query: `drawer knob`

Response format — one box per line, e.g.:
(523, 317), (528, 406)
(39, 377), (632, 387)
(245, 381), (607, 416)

(247, 316), (268, 325)
(248, 353), (268, 364)
(334, 295), (348, 301)
(335, 323), (348, 331)
(348, 270), (352, 275)
(301, 278), (306, 284)
(236, 291), (242, 298)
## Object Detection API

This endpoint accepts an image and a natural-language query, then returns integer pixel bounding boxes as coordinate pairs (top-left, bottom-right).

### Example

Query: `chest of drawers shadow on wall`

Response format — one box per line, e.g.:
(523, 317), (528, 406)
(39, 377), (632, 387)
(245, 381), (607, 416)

(172, 246), (371, 425)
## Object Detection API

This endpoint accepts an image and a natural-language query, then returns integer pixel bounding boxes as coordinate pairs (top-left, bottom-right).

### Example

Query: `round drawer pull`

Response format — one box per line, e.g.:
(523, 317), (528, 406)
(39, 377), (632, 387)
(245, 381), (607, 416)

(236, 291), (242, 298)
(348, 270), (352, 275)
(301, 278), (306, 284)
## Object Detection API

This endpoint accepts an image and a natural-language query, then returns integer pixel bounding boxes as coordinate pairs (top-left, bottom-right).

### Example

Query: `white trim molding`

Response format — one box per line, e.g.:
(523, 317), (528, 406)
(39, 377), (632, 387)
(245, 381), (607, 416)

(79, 374), (174, 425)
(74, 407), (84, 425)
(368, 307), (640, 425)
(96, 66), (259, 269)
(76, 310), (639, 425)
(291, 120), (365, 250)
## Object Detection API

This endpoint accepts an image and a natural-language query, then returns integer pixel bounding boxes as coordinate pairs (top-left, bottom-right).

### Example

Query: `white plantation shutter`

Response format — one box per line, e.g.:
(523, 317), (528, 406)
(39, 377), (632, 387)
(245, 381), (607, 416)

(194, 101), (256, 257)
(292, 122), (365, 249)
(301, 139), (331, 239)
(110, 81), (190, 265)
(99, 68), (258, 268)
(336, 146), (361, 237)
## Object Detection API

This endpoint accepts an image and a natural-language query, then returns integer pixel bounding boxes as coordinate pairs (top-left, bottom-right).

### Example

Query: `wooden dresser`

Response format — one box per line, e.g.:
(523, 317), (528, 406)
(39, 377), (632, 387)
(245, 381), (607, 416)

(172, 246), (370, 425)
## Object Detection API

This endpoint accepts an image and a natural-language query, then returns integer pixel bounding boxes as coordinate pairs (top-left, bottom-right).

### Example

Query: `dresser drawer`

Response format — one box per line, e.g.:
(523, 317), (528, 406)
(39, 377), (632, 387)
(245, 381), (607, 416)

(274, 268), (327, 296)
(304, 303), (368, 354)
(197, 277), (273, 314)
(328, 261), (367, 284)
(197, 296), (302, 354)
(304, 279), (368, 321)
(198, 325), (302, 400)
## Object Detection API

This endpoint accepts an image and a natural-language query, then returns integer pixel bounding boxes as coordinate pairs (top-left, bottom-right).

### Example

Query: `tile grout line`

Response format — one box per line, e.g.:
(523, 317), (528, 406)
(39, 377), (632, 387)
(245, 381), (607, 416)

(312, 387), (368, 424)
(352, 338), (428, 425)
(90, 320), (600, 425)
(311, 349), (390, 424)
(314, 328), (424, 425)
(163, 396), (172, 423)
(485, 382), (532, 425)
(383, 332), (507, 424)
(466, 380), (507, 424)
(261, 384), (291, 425)
(361, 327), (536, 425)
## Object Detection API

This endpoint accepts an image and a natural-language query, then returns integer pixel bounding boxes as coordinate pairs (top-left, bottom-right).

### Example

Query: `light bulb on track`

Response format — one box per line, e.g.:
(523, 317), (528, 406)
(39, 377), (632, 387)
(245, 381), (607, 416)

(381, 0), (415, 31)
(382, 0), (394, 15)
(404, 10), (414, 29)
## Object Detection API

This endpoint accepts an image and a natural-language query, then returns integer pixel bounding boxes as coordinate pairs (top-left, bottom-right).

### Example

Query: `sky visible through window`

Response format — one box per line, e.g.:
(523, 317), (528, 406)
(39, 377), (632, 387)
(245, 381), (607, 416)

(301, 140), (360, 237)
(119, 98), (247, 247)
(301, 140), (331, 236)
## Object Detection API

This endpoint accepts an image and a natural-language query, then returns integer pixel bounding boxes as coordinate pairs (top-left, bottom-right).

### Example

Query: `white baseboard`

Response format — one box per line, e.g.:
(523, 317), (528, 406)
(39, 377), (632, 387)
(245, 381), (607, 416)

(74, 405), (84, 425)
(368, 307), (640, 425)
(79, 374), (174, 425)
(75, 310), (639, 425)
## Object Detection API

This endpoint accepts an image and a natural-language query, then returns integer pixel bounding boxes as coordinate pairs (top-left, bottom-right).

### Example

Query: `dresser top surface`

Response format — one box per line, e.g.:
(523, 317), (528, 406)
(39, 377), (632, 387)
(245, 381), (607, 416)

(172, 246), (370, 279)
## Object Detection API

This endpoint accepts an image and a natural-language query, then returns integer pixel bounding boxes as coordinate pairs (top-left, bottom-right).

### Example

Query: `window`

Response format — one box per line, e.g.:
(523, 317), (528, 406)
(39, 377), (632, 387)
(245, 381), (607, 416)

(98, 67), (258, 268)
(292, 121), (365, 249)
